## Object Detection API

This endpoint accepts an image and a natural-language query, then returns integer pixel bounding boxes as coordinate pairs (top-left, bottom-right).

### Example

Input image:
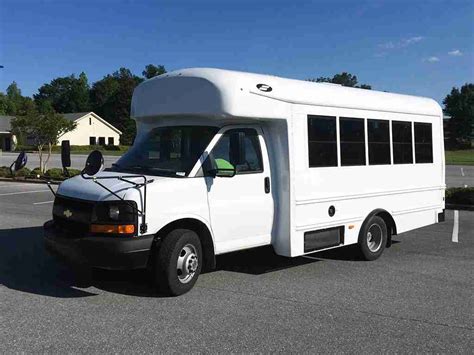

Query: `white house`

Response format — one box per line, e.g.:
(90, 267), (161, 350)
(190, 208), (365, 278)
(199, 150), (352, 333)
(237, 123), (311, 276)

(58, 112), (122, 146)
(0, 115), (17, 151)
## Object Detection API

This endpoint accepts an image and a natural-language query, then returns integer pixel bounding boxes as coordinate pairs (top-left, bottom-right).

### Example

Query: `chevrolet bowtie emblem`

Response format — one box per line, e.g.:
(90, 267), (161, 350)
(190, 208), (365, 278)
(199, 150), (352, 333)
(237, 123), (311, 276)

(63, 209), (72, 218)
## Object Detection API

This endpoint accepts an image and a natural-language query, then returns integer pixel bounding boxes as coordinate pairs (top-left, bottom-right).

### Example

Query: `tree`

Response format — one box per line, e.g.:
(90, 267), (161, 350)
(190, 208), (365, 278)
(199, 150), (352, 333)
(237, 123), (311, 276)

(443, 83), (474, 148)
(0, 93), (6, 114)
(307, 72), (372, 89)
(142, 64), (166, 79)
(34, 72), (91, 113)
(1, 82), (35, 115)
(5, 81), (23, 114)
(90, 68), (144, 144)
(11, 104), (76, 173)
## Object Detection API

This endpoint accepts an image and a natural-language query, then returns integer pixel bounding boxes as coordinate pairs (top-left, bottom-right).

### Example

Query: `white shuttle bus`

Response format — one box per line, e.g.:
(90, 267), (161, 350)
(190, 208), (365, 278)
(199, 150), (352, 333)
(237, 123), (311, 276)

(44, 68), (445, 295)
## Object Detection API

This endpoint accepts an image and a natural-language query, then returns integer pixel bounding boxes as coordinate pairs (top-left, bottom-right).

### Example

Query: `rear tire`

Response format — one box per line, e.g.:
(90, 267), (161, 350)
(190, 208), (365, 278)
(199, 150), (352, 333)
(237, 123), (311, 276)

(357, 216), (387, 261)
(154, 229), (202, 296)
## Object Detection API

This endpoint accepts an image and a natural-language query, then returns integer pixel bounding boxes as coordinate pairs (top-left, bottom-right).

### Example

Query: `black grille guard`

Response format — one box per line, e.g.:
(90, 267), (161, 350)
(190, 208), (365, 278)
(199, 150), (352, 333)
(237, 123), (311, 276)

(78, 173), (154, 234)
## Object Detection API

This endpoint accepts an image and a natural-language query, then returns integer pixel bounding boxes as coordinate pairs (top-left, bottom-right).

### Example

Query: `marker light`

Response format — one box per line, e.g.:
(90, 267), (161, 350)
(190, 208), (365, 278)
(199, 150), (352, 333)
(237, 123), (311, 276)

(90, 224), (135, 234)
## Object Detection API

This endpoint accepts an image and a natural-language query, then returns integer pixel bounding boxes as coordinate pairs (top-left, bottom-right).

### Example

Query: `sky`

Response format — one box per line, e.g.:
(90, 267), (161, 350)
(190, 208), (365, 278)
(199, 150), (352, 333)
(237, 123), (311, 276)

(0, 0), (473, 105)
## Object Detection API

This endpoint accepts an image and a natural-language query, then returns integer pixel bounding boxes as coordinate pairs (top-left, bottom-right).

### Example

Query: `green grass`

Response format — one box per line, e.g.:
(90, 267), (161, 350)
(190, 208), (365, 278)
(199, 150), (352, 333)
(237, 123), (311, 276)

(445, 149), (474, 165)
(69, 149), (127, 156)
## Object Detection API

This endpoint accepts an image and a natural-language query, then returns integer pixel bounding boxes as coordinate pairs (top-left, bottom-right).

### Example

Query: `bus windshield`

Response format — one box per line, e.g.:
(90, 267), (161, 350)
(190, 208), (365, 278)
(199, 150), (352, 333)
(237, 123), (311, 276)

(110, 125), (218, 177)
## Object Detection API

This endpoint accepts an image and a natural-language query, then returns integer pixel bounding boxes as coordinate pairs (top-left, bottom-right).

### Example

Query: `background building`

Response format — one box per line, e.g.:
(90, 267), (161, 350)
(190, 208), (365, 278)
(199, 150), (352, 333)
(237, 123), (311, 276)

(1, 112), (121, 151)
(0, 115), (17, 151)
(58, 112), (122, 146)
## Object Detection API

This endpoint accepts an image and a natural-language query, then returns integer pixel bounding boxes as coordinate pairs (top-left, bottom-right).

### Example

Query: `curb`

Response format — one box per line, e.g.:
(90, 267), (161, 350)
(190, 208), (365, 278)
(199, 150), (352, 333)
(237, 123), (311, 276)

(445, 203), (474, 211)
(0, 177), (62, 185)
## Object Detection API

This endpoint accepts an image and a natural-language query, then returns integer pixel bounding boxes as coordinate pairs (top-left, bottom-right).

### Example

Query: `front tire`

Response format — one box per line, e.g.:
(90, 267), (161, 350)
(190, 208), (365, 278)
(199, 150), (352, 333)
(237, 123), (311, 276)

(154, 229), (202, 296)
(357, 216), (387, 261)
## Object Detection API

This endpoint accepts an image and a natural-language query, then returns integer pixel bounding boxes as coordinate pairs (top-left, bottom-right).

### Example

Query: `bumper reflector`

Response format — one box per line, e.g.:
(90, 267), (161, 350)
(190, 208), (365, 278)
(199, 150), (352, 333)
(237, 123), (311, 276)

(90, 224), (135, 234)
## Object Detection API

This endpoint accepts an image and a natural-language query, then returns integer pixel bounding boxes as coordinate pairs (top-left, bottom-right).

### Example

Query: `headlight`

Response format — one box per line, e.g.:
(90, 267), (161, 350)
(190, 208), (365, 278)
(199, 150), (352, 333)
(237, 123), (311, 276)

(92, 201), (137, 224)
(109, 205), (120, 220)
(91, 201), (138, 236)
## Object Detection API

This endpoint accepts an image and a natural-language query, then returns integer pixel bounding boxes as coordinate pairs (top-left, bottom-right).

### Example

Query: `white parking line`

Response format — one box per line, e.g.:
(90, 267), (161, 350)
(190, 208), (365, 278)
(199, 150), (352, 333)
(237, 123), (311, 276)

(0, 184), (31, 188)
(452, 210), (459, 243)
(0, 190), (49, 196)
(33, 200), (54, 205)
(460, 167), (465, 177)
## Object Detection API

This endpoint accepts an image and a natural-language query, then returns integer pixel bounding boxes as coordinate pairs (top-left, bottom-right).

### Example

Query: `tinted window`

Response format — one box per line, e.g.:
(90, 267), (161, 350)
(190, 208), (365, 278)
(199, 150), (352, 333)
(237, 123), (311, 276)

(415, 123), (433, 163)
(308, 115), (337, 167)
(206, 128), (263, 174)
(368, 119), (390, 165)
(392, 121), (413, 164)
(340, 117), (366, 166)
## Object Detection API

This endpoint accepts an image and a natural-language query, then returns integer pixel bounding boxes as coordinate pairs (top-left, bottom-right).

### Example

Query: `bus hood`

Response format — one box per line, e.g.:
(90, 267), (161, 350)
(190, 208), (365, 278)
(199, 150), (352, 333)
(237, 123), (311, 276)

(56, 171), (159, 202)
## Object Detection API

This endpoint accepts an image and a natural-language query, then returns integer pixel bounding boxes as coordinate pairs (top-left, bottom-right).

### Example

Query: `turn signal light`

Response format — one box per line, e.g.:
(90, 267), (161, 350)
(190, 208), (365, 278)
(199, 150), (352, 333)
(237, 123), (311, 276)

(90, 224), (135, 234)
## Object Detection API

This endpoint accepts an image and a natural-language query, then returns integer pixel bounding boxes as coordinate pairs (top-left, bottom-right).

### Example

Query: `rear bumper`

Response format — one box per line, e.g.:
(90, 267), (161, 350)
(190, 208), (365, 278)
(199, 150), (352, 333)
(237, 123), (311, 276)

(43, 220), (154, 270)
(438, 209), (445, 223)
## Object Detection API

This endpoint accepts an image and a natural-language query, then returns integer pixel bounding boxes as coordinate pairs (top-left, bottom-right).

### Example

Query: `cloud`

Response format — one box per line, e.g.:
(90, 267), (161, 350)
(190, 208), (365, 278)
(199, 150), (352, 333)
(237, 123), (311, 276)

(379, 36), (424, 50)
(424, 56), (440, 63)
(448, 49), (462, 56)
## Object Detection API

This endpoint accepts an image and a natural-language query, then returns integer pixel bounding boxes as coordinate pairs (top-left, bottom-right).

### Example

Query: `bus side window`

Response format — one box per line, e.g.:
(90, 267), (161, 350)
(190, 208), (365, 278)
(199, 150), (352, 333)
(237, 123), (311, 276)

(392, 121), (413, 164)
(340, 117), (366, 166)
(368, 119), (391, 165)
(308, 115), (337, 167)
(414, 123), (433, 163)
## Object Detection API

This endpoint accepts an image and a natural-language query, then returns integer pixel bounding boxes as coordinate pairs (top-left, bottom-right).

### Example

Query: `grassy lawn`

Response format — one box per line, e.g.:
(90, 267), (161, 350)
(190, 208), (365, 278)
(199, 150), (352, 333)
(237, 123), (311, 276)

(69, 149), (127, 156)
(445, 149), (474, 165)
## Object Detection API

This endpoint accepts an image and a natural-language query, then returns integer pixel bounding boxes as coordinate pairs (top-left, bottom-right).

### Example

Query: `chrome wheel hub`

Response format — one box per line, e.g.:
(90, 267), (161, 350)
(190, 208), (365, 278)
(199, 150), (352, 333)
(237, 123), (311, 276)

(177, 244), (198, 284)
(367, 224), (383, 253)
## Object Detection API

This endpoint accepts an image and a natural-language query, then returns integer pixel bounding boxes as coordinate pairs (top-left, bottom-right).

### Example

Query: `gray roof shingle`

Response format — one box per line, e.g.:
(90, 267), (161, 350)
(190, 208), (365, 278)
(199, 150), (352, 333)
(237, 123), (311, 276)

(62, 112), (90, 121)
(0, 115), (14, 132)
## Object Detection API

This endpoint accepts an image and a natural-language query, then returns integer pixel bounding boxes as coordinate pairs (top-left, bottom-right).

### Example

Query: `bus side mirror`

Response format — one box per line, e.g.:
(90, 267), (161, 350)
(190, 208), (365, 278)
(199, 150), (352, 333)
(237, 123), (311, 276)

(82, 150), (104, 176)
(10, 151), (28, 175)
(61, 141), (71, 177)
(207, 167), (236, 178)
(61, 141), (71, 168)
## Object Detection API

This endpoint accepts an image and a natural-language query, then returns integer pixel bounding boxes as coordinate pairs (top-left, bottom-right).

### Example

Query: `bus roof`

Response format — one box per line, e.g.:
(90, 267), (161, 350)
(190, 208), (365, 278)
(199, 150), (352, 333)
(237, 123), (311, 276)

(131, 68), (442, 119)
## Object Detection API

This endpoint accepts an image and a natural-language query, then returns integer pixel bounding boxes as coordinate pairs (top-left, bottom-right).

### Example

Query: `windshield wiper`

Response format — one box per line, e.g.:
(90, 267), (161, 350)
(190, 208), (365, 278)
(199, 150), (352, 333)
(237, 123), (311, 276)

(115, 165), (184, 177)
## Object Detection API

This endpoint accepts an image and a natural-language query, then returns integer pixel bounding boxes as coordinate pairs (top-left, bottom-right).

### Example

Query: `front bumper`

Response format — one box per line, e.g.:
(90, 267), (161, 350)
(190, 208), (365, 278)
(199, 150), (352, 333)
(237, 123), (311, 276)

(43, 220), (154, 270)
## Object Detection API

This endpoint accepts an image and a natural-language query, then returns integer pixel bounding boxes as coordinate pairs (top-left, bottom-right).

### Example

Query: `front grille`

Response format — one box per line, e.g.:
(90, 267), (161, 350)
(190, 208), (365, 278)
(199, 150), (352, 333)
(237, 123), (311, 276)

(52, 195), (95, 238)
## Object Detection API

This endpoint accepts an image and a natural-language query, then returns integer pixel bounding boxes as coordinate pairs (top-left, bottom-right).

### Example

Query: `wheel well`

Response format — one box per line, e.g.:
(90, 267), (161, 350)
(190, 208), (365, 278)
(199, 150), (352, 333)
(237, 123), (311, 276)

(153, 218), (216, 271)
(375, 211), (397, 236)
(360, 209), (397, 248)
(371, 210), (397, 247)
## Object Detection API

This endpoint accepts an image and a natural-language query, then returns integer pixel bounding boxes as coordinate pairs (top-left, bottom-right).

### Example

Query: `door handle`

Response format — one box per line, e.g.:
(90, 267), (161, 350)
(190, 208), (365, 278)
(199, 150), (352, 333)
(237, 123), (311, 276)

(264, 177), (270, 194)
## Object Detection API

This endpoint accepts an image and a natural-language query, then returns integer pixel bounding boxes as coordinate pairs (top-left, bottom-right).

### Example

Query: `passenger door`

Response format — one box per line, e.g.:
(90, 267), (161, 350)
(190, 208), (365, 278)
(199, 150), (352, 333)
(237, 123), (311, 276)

(202, 126), (274, 253)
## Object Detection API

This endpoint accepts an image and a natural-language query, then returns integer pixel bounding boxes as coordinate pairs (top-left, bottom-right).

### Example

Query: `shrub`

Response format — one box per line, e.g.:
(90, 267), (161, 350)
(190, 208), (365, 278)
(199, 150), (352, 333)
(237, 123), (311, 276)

(67, 168), (81, 177)
(0, 166), (10, 177)
(44, 168), (64, 180)
(29, 167), (42, 178)
(446, 187), (474, 205)
(104, 145), (121, 151)
(13, 167), (31, 177)
(0, 166), (31, 178)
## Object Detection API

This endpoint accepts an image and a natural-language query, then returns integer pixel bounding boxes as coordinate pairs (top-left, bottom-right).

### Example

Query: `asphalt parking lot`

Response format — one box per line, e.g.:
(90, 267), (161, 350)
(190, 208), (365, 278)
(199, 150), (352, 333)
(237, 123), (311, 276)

(0, 182), (473, 352)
